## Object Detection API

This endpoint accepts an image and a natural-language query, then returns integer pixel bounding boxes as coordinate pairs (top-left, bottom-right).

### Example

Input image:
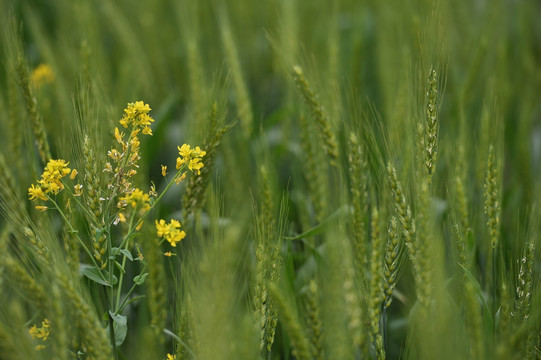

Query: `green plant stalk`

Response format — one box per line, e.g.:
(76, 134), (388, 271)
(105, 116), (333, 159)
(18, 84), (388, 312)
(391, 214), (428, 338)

(115, 261), (148, 315)
(115, 209), (138, 310)
(492, 246), (496, 345)
(109, 313), (119, 360)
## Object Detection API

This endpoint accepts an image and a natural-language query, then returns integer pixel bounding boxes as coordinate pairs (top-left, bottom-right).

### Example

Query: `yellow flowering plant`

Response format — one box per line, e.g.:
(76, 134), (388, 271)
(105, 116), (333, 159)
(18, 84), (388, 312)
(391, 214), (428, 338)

(26, 101), (205, 357)
(29, 318), (51, 351)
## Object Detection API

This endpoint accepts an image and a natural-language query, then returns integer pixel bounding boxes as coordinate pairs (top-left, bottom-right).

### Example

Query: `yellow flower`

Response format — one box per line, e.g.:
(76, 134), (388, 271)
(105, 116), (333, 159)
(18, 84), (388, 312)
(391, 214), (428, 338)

(164, 251), (173, 257)
(29, 318), (51, 342)
(31, 64), (55, 87)
(130, 136), (141, 151)
(193, 146), (205, 158)
(35, 205), (48, 211)
(119, 188), (151, 211)
(155, 219), (186, 247)
(178, 144), (192, 160)
(166, 354), (177, 360)
(188, 158), (204, 175)
(174, 172), (186, 185)
(161, 165), (167, 177)
(119, 101), (154, 135)
(176, 144), (206, 174)
(155, 219), (169, 237)
(168, 230), (186, 247)
(117, 213), (127, 223)
(28, 184), (47, 201)
(114, 127), (124, 144)
(28, 159), (72, 201)
(70, 169), (78, 180)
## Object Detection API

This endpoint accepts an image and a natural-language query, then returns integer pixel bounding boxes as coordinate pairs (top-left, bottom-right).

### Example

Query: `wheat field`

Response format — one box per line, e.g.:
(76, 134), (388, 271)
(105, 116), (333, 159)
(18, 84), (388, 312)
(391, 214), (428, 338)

(0, 0), (540, 359)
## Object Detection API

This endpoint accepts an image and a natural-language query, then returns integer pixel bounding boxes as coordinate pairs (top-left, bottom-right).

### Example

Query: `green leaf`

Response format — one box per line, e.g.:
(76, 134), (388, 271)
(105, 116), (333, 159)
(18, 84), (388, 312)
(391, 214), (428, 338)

(284, 205), (351, 241)
(458, 263), (493, 329)
(133, 273), (149, 285)
(109, 311), (127, 347)
(114, 261), (126, 274)
(109, 247), (119, 260)
(80, 265), (111, 287)
(119, 249), (133, 261)
(110, 273), (119, 285)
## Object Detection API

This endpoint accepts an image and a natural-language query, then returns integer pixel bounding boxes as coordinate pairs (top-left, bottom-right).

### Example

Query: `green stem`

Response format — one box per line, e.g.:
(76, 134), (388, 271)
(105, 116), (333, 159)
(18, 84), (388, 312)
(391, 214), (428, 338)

(114, 211), (138, 310)
(108, 307), (119, 360)
(115, 262), (148, 315)
(115, 241), (131, 310)
(492, 246), (496, 346)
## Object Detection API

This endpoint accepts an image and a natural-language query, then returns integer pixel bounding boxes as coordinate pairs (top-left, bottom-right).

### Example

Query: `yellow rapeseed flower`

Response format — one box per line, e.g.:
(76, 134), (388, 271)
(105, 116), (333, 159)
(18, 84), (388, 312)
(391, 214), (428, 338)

(28, 184), (47, 201)
(31, 64), (55, 88)
(155, 219), (186, 247)
(118, 188), (151, 211)
(117, 212), (127, 223)
(166, 354), (177, 360)
(29, 318), (50, 342)
(119, 101), (154, 135)
(28, 159), (74, 201)
(155, 219), (169, 237)
(114, 127), (124, 144)
(176, 144), (206, 175)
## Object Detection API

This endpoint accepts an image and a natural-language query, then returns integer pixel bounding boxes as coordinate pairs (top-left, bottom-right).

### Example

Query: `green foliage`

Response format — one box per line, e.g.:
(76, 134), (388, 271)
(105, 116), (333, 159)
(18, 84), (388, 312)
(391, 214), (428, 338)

(1, 0), (540, 359)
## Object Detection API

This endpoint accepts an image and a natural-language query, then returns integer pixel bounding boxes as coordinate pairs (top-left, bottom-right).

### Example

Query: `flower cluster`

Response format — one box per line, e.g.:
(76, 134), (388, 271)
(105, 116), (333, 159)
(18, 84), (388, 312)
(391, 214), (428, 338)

(106, 102), (154, 195)
(31, 63), (55, 88)
(29, 318), (50, 350)
(28, 159), (78, 201)
(176, 144), (206, 175)
(116, 188), (152, 225)
(156, 219), (186, 247)
(119, 101), (154, 135)
(118, 188), (151, 211)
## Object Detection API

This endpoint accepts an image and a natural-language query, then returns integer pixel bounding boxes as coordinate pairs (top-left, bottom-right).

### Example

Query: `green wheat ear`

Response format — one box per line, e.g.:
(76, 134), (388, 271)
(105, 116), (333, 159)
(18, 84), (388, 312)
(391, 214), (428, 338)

(424, 68), (440, 183)
(298, 112), (329, 223)
(383, 217), (403, 309)
(306, 279), (324, 360)
(183, 103), (232, 218)
(292, 65), (339, 166)
(484, 145), (501, 250)
(16, 55), (51, 165)
(368, 206), (386, 360)
(348, 132), (370, 275)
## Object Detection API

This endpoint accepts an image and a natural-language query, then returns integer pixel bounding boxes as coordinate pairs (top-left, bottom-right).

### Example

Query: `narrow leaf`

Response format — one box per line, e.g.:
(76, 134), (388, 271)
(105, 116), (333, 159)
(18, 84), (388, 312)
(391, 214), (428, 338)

(80, 265), (110, 287)
(134, 273), (149, 285)
(109, 311), (128, 346)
